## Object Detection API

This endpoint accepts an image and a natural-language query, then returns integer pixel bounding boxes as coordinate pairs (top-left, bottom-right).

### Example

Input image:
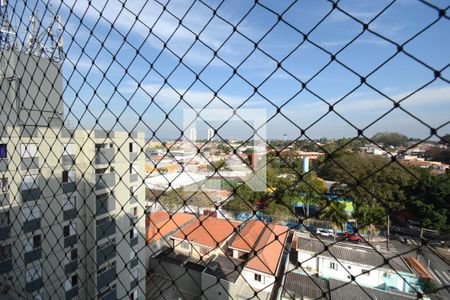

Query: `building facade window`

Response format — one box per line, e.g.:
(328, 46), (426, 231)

(0, 211), (10, 227)
(63, 196), (76, 211)
(24, 234), (42, 252)
(130, 163), (137, 174)
(130, 186), (137, 197)
(23, 206), (41, 220)
(0, 244), (11, 261)
(64, 274), (78, 291)
(130, 267), (138, 282)
(329, 262), (338, 270)
(25, 263), (42, 282)
(130, 289), (138, 300)
(69, 248), (77, 262)
(0, 144), (6, 158)
(254, 273), (263, 282)
(130, 227), (138, 239)
(21, 144), (38, 158)
(22, 175), (38, 190)
(62, 170), (76, 183)
(62, 144), (76, 156)
(97, 261), (116, 275)
(64, 222), (77, 237)
(0, 177), (7, 192)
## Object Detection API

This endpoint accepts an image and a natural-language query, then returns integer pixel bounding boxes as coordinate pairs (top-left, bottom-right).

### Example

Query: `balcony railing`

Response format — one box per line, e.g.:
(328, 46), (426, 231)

(21, 187), (41, 202)
(21, 157), (39, 170)
(65, 259), (78, 274)
(96, 219), (116, 240)
(0, 192), (9, 206)
(24, 248), (42, 264)
(97, 266), (116, 291)
(129, 173), (138, 182)
(0, 158), (8, 172)
(64, 234), (78, 248)
(95, 173), (116, 191)
(65, 286), (78, 300)
(63, 208), (77, 221)
(25, 277), (43, 293)
(100, 288), (116, 300)
(94, 148), (115, 165)
(130, 236), (138, 247)
(97, 244), (116, 266)
(129, 152), (138, 161)
(96, 196), (116, 216)
(0, 258), (12, 274)
(61, 154), (75, 166)
(62, 182), (76, 194)
(0, 224), (10, 240)
(23, 218), (41, 233)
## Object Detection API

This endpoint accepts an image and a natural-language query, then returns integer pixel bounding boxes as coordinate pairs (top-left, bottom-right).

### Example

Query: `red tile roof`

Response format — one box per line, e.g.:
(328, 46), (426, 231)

(146, 211), (195, 244)
(171, 216), (241, 248)
(230, 220), (266, 252)
(245, 223), (289, 275)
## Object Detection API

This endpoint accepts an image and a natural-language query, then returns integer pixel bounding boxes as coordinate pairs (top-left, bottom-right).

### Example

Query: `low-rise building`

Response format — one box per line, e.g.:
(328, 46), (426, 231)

(295, 235), (421, 295)
(171, 216), (240, 261)
(147, 218), (289, 300)
(281, 272), (418, 300)
(146, 211), (195, 255)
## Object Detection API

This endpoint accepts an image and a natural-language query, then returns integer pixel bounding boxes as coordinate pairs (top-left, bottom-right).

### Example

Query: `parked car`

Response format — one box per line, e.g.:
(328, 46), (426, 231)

(344, 232), (363, 242)
(316, 228), (334, 237)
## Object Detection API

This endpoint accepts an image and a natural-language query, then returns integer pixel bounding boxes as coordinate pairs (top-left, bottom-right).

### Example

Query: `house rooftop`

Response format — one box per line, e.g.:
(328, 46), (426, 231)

(203, 255), (244, 283)
(245, 223), (289, 275)
(296, 238), (411, 273)
(171, 216), (241, 248)
(230, 219), (267, 252)
(283, 272), (417, 300)
(146, 211), (196, 244)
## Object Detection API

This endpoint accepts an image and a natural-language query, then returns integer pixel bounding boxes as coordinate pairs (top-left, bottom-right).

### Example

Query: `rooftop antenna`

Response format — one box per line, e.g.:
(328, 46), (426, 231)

(25, 3), (64, 61)
(0, 0), (15, 51)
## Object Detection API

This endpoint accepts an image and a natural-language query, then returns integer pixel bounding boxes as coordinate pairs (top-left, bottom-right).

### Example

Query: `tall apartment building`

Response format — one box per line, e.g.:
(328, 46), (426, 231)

(0, 50), (146, 299)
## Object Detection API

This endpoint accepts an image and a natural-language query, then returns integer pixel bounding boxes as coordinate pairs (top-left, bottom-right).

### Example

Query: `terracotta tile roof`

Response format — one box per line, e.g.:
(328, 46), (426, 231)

(230, 220), (266, 252)
(171, 216), (241, 248)
(245, 223), (288, 275)
(146, 211), (195, 244)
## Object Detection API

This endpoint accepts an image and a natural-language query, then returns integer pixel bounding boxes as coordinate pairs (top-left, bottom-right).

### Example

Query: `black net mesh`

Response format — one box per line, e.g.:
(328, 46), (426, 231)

(0, 0), (449, 299)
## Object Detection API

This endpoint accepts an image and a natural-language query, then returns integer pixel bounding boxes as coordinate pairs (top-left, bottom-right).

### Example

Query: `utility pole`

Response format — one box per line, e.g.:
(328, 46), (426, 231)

(417, 226), (424, 259)
(387, 214), (390, 251)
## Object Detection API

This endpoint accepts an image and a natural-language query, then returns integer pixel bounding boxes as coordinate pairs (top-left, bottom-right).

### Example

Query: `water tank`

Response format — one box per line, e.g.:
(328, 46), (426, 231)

(302, 156), (310, 173)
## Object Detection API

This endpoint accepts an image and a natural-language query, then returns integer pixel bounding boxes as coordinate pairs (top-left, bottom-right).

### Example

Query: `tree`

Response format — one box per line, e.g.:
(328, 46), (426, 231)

(223, 183), (265, 213)
(208, 159), (225, 171)
(157, 190), (183, 211)
(406, 171), (450, 231)
(372, 132), (409, 147)
(318, 200), (348, 239)
(318, 153), (416, 226)
(439, 134), (450, 147)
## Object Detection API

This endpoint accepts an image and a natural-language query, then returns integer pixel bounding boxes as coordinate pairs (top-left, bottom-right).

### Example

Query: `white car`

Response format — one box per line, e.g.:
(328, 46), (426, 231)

(316, 228), (334, 237)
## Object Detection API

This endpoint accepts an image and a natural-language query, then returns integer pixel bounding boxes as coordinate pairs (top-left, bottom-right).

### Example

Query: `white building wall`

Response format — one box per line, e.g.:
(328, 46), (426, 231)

(297, 252), (317, 272)
(241, 268), (275, 293)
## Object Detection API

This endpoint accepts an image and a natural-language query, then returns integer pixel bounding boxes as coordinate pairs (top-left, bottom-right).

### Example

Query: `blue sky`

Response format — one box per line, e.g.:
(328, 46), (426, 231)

(7, 0), (450, 140)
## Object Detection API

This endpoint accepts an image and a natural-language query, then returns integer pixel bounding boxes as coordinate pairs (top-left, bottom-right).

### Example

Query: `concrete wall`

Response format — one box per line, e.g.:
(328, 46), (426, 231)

(150, 258), (202, 299)
(0, 51), (64, 128)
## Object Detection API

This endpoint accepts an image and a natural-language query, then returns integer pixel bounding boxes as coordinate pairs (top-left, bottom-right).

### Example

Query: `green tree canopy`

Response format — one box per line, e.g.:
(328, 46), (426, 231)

(318, 153), (417, 226)
(372, 132), (409, 147)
